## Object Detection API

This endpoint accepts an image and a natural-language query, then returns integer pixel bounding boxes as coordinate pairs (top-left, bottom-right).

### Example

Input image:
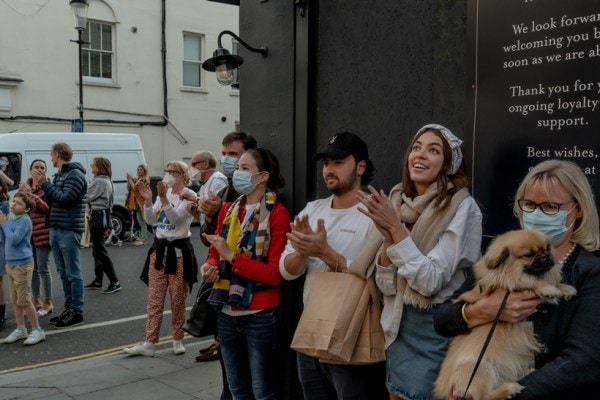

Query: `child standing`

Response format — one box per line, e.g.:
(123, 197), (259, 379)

(0, 191), (45, 345)
(0, 178), (9, 331)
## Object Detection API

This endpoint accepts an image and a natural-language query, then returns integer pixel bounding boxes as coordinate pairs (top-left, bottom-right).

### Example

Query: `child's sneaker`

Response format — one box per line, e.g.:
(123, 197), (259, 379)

(24, 329), (46, 345)
(123, 342), (155, 357)
(4, 328), (28, 344)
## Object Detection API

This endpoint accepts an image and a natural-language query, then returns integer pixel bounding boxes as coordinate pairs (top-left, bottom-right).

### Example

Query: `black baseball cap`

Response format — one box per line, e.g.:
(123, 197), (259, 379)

(313, 132), (369, 161)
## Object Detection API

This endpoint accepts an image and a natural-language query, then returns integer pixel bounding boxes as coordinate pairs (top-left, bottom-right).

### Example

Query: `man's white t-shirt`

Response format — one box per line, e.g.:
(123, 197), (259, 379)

(279, 195), (374, 305)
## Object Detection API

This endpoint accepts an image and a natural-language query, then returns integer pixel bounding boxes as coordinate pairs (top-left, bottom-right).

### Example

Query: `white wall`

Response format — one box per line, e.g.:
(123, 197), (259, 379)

(0, 0), (240, 178)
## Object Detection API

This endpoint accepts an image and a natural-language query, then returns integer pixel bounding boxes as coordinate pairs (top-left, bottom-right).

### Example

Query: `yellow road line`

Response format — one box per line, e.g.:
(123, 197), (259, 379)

(0, 335), (179, 375)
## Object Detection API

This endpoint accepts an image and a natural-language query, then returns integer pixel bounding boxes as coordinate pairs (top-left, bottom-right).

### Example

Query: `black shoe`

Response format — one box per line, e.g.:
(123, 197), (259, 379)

(54, 311), (84, 329)
(49, 308), (71, 325)
(84, 281), (102, 290)
(0, 318), (5, 332)
(102, 282), (122, 294)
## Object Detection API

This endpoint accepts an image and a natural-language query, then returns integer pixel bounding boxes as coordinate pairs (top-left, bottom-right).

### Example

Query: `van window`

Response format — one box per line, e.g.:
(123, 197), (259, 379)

(0, 153), (21, 189)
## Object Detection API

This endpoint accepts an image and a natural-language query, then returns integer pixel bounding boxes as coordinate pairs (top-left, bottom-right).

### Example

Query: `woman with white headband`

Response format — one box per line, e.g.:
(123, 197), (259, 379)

(357, 124), (483, 400)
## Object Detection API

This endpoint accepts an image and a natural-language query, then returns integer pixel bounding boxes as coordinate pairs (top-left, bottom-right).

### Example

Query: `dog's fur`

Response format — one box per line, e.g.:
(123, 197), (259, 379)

(434, 230), (576, 400)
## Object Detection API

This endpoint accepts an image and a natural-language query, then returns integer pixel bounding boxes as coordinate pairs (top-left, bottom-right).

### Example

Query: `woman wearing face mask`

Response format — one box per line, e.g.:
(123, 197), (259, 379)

(434, 159), (600, 399)
(124, 160), (198, 357)
(200, 148), (291, 399)
(126, 164), (151, 245)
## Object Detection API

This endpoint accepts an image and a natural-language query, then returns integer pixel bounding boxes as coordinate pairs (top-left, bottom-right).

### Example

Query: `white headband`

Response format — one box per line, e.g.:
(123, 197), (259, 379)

(414, 123), (463, 175)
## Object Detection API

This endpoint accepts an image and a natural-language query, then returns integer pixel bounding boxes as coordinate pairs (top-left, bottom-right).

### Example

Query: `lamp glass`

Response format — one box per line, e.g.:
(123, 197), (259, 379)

(215, 63), (234, 86)
(70, 1), (89, 30)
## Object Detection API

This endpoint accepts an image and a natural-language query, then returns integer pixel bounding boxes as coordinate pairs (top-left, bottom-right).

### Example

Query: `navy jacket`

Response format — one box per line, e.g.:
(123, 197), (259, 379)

(434, 247), (600, 399)
(42, 162), (87, 233)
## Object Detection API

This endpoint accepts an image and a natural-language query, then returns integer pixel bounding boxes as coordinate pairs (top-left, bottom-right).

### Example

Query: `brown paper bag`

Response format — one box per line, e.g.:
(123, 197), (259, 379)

(291, 271), (370, 363)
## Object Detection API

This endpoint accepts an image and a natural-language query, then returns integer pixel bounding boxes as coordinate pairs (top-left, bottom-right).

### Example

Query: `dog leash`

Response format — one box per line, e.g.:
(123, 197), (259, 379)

(458, 290), (511, 400)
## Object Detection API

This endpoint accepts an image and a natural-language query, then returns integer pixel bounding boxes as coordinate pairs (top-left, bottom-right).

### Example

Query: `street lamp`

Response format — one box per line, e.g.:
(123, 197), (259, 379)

(69, 0), (89, 132)
(202, 30), (268, 86)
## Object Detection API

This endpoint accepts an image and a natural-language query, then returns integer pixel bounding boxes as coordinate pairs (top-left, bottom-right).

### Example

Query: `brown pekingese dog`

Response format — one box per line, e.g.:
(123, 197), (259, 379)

(434, 230), (576, 400)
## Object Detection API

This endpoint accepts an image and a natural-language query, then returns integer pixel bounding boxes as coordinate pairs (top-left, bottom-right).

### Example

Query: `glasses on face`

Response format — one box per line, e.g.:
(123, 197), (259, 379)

(191, 160), (206, 167)
(164, 169), (181, 175)
(517, 199), (575, 215)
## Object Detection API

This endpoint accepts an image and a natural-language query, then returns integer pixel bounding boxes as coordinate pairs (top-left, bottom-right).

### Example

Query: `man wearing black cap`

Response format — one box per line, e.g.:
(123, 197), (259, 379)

(279, 132), (386, 399)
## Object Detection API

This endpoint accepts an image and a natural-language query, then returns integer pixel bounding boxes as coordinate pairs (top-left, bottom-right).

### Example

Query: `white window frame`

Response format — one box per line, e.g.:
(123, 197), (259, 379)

(83, 20), (115, 84)
(231, 40), (240, 90)
(182, 32), (204, 89)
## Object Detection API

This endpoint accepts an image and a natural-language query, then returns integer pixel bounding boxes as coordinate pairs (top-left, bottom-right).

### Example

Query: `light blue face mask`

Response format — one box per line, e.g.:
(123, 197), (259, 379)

(522, 208), (573, 242)
(221, 156), (239, 178)
(232, 170), (261, 196)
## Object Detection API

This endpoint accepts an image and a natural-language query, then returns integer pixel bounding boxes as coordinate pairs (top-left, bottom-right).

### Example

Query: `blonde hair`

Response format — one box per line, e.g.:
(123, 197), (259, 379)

(166, 160), (191, 186)
(513, 159), (600, 251)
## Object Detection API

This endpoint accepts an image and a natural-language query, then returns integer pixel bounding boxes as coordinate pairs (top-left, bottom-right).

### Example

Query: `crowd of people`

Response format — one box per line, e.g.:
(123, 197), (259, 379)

(0, 127), (599, 399)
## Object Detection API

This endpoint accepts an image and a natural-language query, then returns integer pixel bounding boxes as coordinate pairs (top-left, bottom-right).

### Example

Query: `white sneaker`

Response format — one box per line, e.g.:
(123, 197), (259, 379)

(4, 328), (28, 344)
(173, 340), (186, 355)
(123, 342), (155, 357)
(24, 329), (46, 346)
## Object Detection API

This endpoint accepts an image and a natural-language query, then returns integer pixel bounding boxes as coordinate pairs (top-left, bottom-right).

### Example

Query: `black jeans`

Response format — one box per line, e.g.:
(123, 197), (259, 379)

(90, 211), (118, 285)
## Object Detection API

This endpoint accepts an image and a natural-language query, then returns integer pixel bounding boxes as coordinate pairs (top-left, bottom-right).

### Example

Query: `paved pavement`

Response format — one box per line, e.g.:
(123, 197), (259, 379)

(0, 338), (223, 400)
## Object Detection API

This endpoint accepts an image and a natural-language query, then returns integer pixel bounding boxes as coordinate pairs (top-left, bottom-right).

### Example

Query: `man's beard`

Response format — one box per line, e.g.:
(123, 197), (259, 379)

(327, 170), (358, 196)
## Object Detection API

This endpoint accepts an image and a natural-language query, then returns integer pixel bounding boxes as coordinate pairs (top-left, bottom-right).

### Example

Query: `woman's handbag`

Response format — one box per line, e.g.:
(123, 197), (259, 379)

(290, 229), (385, 365)
(182, 281), (218, 338)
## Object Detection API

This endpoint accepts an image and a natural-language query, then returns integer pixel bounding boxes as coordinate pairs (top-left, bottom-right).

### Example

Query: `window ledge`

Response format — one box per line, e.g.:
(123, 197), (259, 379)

(180, 86), (208, 94)
(229, 89), (240, 96)
(82, 81), (121, 89)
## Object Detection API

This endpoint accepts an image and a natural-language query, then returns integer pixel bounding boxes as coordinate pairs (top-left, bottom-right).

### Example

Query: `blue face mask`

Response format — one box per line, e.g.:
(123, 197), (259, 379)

(232, 171), (261, 196)
(221, 156), (239, 178)
(522, 209), (573, 242)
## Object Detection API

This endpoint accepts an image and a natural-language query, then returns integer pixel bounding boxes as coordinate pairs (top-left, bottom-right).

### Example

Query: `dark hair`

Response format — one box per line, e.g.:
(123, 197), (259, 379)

(14, 191), (35, 211)
(29, 159), (46, 171)
(92, 157), (112, 177)
(51, 143), (73, 162)
(246, 148), (285, 192)
(401, 128), (468, 213)
(0, 179), (8, 201)
(355, 156), (375, 186)
(222, 131), (258, 151)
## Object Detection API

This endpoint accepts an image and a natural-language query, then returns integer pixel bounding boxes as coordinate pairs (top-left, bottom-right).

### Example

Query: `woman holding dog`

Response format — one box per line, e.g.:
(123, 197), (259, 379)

(434, 159), (600, 399)
(357, 124), (483, 400)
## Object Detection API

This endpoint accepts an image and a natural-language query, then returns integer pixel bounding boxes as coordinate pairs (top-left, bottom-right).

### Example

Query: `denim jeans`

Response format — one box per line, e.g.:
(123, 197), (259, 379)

(296, 353), (387, 400)
(217, 308), (280, 400)
(31, 246), (53, 300)
(50, 229), (84, 314)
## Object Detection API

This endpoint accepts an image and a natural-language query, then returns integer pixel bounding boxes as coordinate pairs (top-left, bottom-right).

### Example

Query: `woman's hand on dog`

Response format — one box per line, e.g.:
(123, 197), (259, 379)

(465, 289), (544, 327)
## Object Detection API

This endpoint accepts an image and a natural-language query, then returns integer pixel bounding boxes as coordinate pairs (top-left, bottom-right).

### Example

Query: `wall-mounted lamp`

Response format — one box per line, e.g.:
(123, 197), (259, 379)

(202, 30), (268, 86)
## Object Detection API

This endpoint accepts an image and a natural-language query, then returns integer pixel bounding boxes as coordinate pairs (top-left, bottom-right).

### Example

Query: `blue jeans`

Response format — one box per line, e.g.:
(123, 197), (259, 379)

(217, 309), (280, 400)
(32, 246), (53, 300)
(50, 229), (84, 314)
(296, 353), (387, 400)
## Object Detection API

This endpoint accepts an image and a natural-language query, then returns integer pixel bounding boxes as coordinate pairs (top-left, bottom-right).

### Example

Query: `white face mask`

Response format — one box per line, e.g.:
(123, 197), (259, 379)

(189, 167), (201, 180)
(162, 173), (177, 188)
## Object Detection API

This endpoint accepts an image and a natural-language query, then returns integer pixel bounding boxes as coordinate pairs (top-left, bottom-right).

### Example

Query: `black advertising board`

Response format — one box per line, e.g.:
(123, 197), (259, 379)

(469, 0), (600, 238)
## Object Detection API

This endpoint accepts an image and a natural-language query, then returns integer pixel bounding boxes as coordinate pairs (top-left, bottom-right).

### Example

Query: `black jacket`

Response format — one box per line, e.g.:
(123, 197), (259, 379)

(42, 162), (87, 233)
(434, 247), (600, 399)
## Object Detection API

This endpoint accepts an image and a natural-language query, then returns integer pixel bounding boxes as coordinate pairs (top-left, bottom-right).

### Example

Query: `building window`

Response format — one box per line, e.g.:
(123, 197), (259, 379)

(183, 33), (203, 87)
(231, 41), (240, 89)
(83, 21), (114, 82)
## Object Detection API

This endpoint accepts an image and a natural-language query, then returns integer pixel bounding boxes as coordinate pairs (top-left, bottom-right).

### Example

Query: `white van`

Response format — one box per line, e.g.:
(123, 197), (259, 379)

(0, 132), (146, 238)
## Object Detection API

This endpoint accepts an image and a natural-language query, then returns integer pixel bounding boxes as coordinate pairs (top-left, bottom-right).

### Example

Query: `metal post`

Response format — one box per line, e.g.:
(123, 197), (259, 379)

(77, 28), (84, 132)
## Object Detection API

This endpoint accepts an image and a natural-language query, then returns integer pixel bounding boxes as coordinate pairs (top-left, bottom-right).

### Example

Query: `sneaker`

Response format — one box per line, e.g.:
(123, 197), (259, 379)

(49, 308), (71, 325)
(123, 342), (155, 357)
(133, 238), (145, 246)
(24, 329), (46, 346)
(54, 311), (84, 329)
(102, 282), (122, 294)
(195, 342), (219, 362)
(84, 281), (103, 290)
(173, 340), (186, 355)
(4, 328), (28, 344)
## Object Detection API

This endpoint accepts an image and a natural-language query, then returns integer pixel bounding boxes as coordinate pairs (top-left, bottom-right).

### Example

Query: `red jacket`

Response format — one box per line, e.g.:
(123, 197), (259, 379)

(27, 178), (51, 248)
(206, 198), (291, 311)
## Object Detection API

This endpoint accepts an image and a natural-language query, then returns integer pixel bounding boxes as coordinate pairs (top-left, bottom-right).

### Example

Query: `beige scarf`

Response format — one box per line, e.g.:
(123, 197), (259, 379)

(389, 182), (469, 309)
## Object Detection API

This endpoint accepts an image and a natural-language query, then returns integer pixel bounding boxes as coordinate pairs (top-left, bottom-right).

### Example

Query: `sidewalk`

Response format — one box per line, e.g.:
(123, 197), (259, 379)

(0, 339), (223, 400)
